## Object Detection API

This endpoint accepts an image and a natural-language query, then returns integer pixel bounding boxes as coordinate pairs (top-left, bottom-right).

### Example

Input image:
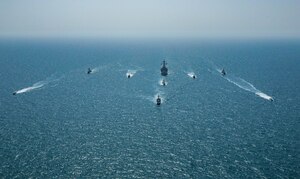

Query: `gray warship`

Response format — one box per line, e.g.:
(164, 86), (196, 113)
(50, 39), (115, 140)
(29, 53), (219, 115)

(161, 60), (168, 76)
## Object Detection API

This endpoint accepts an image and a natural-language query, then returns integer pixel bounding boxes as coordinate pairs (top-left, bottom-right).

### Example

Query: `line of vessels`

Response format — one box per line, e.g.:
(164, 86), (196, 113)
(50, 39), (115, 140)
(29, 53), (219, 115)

(156, 60), (168, 105)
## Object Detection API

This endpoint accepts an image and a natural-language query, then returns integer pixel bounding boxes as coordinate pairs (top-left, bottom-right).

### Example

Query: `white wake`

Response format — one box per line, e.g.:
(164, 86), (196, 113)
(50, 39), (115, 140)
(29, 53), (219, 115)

(90, 67), (99, 74)
(15, 83), (45, 94)
(225, 76), (273, 101)
(14, 75), (62, 95)
(187, 72), (196, 79)
(90, 65), (108, 74)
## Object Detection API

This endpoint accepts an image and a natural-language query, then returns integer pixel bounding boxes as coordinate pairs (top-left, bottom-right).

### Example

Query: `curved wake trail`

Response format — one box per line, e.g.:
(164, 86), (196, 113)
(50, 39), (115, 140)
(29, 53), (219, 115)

(225, 76), (273, 101)
(15, 75), (62, 95)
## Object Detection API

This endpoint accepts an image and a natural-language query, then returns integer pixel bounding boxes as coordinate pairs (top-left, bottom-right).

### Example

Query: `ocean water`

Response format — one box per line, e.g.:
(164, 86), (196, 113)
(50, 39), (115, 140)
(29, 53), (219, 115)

(0, 39), (299, 178)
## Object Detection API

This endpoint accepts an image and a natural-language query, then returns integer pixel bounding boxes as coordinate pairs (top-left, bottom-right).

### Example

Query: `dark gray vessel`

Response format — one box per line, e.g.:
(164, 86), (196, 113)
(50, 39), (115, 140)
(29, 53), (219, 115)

(221, 68), (226, 76)
(160, 60), (168, 76)
(87, 68), (92, 74)
(156, 95), (161, 105)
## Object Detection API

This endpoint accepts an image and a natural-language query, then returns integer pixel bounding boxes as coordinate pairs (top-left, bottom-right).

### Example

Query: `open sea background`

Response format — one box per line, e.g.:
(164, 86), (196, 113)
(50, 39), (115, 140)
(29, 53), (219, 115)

(0, 39), (299, 178)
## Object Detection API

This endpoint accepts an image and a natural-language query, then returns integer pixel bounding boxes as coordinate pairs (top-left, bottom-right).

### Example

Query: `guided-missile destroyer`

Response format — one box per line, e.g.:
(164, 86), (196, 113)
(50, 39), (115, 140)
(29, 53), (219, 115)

(161, 60), (168, 76)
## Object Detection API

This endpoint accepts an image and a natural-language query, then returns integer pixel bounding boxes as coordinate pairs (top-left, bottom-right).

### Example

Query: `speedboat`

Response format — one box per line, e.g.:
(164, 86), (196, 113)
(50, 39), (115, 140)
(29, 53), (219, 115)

(87, 68), (92, 74)
(221, 69), (226, 76)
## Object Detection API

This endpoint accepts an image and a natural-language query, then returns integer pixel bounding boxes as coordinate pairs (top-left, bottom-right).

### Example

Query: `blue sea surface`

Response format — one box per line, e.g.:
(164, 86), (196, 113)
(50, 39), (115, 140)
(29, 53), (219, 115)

(0, 39), (299, 178)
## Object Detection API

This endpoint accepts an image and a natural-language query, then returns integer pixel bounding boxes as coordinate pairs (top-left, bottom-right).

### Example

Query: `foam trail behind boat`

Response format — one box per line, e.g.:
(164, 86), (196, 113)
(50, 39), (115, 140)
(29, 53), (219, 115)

(15, 75), (62, 95)
(90, 67), (99, 74)
(225, 76), (273, 101)
(90, 64), (109, 74)
(15, 82), (45, 94)
(186, 72), (196, 78)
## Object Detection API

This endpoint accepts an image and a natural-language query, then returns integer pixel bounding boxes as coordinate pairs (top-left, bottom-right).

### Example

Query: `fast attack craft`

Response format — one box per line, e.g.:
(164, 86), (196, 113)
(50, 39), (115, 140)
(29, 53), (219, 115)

(87, 68), (92, 74)
(221, 68), (226, 76)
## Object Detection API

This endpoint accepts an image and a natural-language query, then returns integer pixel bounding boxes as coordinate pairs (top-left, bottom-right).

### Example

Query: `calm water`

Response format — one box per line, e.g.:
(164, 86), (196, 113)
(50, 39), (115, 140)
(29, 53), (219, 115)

(0, 39), (299, 178)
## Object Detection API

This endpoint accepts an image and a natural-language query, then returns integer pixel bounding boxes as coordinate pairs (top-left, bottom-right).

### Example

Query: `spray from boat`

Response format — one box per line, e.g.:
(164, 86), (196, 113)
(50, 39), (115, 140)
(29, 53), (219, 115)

(225, 75), (273, 101)
(126, 70), (137, 78)
(186, 72), (197, 79)
(13, 82), (44, 95)
(13, 75), (62, 95)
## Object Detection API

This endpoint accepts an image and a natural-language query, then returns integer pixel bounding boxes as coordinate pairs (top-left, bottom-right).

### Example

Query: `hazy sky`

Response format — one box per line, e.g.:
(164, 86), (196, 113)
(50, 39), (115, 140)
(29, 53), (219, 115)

(0, 0), (299, 38)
